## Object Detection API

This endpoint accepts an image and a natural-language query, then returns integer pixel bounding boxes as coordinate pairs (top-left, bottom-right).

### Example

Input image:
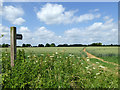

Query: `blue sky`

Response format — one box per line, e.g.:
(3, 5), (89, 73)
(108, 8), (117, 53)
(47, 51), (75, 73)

(0, 2), (118, 45)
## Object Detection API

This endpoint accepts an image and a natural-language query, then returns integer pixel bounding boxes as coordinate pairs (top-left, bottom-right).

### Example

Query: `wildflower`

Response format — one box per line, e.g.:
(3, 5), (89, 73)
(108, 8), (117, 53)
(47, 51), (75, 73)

(41, 54), (44, 56)
(81, 63), (83, 65)
(77, 57), (80, 59)
(50, 56), (54, 58)
(87, 71), (91, 74)
(36, 60), (38, 63)
(55, 52), (58, 54)
(27, 56), (30, 58)
(89, 69), (92, 71)
(99, 65), (105, 69)
(94, 76), (96, 78)
(85, 67), (89, 69)
(96, 62), (99, 64)
(34, 54), (36, 58)
(93, 67), (95, 69)
(66, 57), (68, 59)
(96, 73), (100, 75)
(86, 59), (89, 61)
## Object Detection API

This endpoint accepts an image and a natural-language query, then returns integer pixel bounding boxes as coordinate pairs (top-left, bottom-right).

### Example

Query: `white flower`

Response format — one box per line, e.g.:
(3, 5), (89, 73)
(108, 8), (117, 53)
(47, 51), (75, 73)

(27, 56), (30, 58)
(96, 73), (100, 75)
(87, 71), (91, 74)
(85, 67), (89, 69)
(34, 54), (36, 57)
(94, 76), (96, 78)
(93, 67), (95, 69)
(81, 63), (83, 65)
(66, 57), (68, 59)
(77, 57), (80, 59)
(50, 56), (54, 58)
(55, 52), (58, 54)
(99, 65), (105, 69)
(69, 54), (74, 57)
(41, 54), (44, 56)
(86, 59), (89, 61)
(36, 60), (38, 63)
(96, 62), (99, 64)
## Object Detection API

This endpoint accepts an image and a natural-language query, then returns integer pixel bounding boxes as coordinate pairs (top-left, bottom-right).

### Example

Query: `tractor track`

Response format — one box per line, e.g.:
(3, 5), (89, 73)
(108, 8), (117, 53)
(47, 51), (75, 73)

(83, 48), (119, 66)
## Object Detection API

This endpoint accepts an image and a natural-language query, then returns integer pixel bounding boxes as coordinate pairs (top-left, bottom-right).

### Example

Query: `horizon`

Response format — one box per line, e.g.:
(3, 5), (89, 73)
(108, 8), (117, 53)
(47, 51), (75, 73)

(0, 2), (118, 45)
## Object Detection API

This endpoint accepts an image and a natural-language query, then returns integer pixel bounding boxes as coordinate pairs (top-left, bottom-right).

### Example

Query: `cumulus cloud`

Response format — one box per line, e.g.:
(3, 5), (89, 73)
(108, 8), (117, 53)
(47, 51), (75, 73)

(0, 16), (117, 45)
(89, 9), (99, 12)
(17, 26), (62, 45)
(0, 1), (2, 16)
(37, 3), (101, 24)
(2, 6), (25, 25)
(64, 18), (118, 44)
(0, 24), (10, 44)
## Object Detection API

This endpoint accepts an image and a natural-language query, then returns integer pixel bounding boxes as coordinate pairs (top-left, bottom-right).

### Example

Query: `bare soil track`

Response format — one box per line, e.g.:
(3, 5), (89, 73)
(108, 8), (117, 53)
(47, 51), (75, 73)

(83, 48), (119, 66)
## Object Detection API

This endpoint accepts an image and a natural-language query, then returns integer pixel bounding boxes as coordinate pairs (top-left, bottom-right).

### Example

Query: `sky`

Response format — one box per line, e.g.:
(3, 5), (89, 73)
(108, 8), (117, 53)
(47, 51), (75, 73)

(0, 2), (118, 45)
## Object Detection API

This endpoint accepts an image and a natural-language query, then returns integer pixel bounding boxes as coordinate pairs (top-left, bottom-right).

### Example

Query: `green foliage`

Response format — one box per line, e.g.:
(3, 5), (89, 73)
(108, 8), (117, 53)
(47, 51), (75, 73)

(22, 44), (31, 47)
(1, 43), (10, 47)
(45, 43), (50, 47)
(50, 43), (56, 47)
(1, 47), (118, 88)
(90, 42), (102, 46)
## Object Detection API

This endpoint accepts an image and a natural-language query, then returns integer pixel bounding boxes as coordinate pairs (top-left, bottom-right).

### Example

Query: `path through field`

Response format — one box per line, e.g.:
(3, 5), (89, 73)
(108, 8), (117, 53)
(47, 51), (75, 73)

(83, 48), (119, 66)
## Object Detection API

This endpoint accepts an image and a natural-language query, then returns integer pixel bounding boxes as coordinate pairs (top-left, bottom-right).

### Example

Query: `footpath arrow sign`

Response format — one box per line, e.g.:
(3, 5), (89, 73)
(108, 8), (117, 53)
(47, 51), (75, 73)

(16, 34), (22, 40)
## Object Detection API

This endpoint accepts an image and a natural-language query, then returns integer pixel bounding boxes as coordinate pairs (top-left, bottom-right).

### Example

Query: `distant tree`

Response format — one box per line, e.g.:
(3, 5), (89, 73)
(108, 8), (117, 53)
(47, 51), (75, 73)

(2, 43), (9, 47)
(50, 43), (56, 47)
(38, 44), (44, 47)
(22, 44), (26, 47)
(26, 44), (31, 47)
(90, 42), (102, 46)
(57, 44), (69, 47)
(45, 43), (50, 47)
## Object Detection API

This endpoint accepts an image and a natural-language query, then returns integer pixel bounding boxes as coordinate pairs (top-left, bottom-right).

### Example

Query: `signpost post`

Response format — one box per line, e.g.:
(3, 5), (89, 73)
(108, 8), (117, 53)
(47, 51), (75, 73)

(10, 27), (22, 67)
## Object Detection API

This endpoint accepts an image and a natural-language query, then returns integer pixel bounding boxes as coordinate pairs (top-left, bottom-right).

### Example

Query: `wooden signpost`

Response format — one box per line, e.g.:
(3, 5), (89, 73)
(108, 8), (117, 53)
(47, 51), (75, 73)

(10, 27), (23, 67)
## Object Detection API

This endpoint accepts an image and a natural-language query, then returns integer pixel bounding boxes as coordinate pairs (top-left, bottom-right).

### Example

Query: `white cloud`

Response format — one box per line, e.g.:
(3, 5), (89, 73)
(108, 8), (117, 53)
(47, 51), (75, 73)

(94, 9), (99, 12)
(64, 18), (118, 44)
(0, 16), (117, 45)
(76, 13), (101, 23)
(89, 9), (99, 12)
(2, 5), (25, 25)
(103, 16), (110, 20)
(0, 1), (3, 16)
(37, 3), (101, 24)
(17, 26), (62, 45)
(0, 24), (10, 44)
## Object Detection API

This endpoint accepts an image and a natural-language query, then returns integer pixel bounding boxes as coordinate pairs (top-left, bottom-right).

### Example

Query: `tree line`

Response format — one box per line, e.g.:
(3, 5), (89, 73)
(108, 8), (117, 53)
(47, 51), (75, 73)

(0, 43), (119, 47)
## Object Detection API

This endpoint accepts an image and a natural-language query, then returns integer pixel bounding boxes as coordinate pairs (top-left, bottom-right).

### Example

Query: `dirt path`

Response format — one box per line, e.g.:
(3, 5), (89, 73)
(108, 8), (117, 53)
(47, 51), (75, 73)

(83, 48), (119, 66)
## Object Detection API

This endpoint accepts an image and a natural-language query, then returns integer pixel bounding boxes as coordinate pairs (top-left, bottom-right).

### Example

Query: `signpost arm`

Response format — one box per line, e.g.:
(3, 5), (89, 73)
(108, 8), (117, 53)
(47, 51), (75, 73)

(10, 27), (16, 67)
